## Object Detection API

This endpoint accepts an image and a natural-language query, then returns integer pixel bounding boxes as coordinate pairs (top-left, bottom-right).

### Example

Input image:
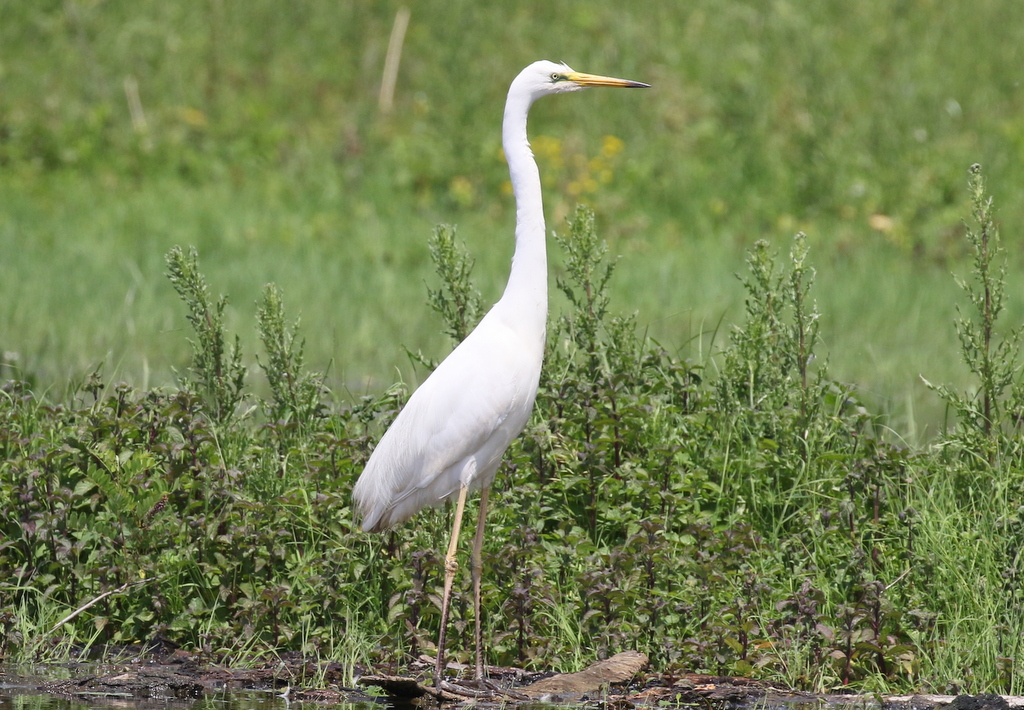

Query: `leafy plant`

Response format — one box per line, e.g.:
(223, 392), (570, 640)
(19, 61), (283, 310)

(925, 164), (1024, 461)
(165, 245), (246, 425)
(425, 224), (483, 345)
(255, 282), (325, 432)
(406, 224), (484, 370)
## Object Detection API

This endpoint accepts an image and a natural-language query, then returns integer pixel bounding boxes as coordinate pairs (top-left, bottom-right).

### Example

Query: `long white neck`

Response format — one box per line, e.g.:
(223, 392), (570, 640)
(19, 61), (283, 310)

(497, 87), (548, 339)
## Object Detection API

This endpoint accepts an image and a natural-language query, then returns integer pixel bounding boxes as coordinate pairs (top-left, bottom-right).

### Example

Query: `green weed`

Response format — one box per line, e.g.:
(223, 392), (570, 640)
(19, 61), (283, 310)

(255, 282), (326, 434)
(166, 245), (246, 425)
(925, 165), (1024, 462)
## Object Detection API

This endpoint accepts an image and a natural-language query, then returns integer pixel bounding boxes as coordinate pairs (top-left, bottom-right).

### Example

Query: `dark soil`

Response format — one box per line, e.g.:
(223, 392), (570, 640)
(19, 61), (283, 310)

(7, 645), (1024, 709)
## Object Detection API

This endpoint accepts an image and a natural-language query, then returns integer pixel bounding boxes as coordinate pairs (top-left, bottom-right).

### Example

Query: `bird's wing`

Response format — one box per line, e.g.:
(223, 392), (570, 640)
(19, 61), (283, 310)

(353, 316), (541, 530)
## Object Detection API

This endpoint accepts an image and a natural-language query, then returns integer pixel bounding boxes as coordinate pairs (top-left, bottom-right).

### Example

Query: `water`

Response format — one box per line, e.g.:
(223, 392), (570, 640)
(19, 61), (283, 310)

(0, 665), (382, 710)
(0, 664), (901, 710)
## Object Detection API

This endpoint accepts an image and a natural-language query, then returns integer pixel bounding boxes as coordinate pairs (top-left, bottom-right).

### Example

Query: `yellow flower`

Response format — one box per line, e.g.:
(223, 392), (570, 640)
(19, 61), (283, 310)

(449, 176), (475, 207)
(532, 135), (564, 169)
(179, 107), (208, 128)
(601, 135), (624, 157)
(868, 214), (894, 232)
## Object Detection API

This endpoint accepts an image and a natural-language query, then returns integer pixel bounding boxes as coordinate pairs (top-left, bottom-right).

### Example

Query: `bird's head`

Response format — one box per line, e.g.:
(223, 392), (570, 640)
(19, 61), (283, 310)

(511, 60), (650, 104)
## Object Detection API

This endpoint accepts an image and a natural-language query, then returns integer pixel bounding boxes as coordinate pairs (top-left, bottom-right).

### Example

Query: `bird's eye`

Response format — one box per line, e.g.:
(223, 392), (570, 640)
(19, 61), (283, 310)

(550, 73), (563, 82)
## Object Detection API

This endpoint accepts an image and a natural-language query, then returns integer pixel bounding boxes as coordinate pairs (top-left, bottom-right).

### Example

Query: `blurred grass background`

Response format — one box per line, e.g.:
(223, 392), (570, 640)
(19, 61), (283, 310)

(2, 0), (1023, 439)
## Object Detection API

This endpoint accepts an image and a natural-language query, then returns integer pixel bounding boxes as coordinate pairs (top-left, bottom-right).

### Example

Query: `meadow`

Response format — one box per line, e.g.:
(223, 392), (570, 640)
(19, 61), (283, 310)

(3, 0), (1024, 696)
(3, 1), (1024, 434)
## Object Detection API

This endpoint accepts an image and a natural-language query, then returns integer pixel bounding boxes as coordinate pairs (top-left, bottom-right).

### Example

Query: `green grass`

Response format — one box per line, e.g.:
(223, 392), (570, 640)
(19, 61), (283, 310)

(3, 0), (1024, 436)
(0, 169), (1017, 439)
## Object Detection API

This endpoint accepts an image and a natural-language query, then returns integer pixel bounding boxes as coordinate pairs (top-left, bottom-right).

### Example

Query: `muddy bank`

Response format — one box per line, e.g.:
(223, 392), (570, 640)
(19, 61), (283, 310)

(4, 648), (1024, 709)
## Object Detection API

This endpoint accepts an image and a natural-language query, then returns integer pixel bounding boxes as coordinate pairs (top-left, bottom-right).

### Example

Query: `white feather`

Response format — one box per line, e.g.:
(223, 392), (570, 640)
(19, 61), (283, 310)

(353, 309), (542, 531)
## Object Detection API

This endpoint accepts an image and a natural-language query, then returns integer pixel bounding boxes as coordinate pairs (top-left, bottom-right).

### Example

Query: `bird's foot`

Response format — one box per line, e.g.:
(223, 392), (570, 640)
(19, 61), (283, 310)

(438, 679), (494, 699)
(443, 557), (458, 574)
(437, 678), (528, 701)
(479, 678), (530, 701)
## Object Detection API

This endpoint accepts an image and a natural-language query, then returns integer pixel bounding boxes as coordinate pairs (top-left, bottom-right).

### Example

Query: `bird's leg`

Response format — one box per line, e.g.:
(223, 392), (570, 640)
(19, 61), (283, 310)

(434, 485), (468, 691)
(471, 486), (490, 681)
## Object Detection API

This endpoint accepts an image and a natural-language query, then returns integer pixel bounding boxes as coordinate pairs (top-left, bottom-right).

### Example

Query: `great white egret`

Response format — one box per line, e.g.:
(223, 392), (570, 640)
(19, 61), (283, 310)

(352, 60), (648, 693)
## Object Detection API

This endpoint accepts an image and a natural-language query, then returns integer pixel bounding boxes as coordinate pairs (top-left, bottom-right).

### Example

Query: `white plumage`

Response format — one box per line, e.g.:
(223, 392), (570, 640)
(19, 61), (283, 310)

(351, 60), (648, 692)
(354, 310), (542, 532)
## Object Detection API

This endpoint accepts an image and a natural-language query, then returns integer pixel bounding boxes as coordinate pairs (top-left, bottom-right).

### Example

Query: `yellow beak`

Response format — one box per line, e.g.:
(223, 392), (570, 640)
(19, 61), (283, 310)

(567, 71), (650, 89)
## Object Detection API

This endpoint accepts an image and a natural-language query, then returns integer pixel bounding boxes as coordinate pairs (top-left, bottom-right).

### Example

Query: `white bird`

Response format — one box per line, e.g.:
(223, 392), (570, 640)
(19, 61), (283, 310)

(352, 60), (648, 693)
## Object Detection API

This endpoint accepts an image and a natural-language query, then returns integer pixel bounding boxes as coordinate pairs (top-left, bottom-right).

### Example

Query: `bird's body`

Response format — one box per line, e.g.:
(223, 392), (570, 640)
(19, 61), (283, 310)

(354, 303), (543, 532)
(351, 60), (648, 693)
